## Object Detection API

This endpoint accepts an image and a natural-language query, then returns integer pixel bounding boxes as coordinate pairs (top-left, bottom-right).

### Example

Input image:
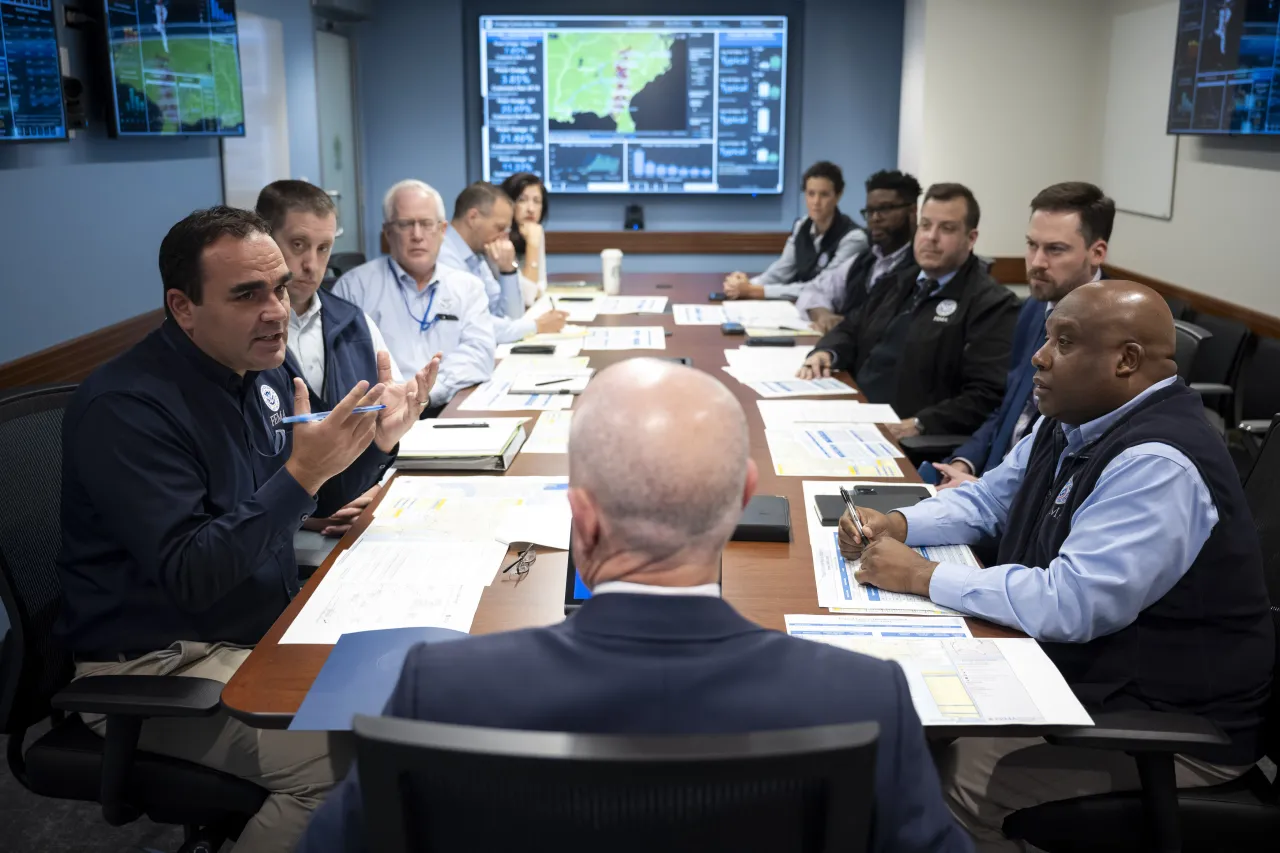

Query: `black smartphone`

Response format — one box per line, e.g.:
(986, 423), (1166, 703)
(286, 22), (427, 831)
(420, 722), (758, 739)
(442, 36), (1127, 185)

(556, 296), (594, 302)
(721, 322), (745, 335)
(510, 344), (557, 355)
(813, 485), (935, 526)
(709, 291), (727, 302)
(745, 336), (796, 347)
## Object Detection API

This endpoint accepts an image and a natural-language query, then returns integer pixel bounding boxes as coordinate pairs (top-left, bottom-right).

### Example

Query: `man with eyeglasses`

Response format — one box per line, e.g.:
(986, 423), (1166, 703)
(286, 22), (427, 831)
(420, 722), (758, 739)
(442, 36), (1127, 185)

(438, 181), (567, 342)
(334, 179), (497, 410)
(796, 170), (921, 334)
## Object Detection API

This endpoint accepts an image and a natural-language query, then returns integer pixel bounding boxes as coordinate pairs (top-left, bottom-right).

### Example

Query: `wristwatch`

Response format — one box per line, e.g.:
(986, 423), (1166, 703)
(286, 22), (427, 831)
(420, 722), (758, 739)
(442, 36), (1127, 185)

(499, 260), (520, 276)
(912, 417), (925, 434)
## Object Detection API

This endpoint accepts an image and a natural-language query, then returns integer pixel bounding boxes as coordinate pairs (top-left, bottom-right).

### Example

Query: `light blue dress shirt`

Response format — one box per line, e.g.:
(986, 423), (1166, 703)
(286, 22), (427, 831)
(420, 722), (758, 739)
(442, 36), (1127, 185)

(332, 258), (496, 407)
(751, 218), (869, 300)
(438, 227), (534, 344)
(796, 242), (914, 315)
(900, 375), (1218, 644)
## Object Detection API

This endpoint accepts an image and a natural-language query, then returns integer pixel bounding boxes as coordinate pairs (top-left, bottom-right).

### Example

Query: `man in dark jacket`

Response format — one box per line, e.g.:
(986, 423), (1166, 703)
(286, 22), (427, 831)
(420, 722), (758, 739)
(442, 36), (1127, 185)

(257, 180), (421, 537)
(799, 183), (1019, 439)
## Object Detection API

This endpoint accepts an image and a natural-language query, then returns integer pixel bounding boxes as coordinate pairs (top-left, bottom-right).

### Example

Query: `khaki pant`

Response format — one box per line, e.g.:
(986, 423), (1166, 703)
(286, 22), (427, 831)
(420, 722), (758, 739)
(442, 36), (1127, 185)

(938, 736), (1249, 852)
(75, 642), (346, 853)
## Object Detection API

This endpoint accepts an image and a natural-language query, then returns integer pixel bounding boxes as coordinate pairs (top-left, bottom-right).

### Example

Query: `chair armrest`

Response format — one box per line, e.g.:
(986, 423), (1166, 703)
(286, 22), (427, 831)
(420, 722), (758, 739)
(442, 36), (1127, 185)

(52, 675), (224, 719)
(1190, 382), (1234, 398)
(898, 435), (968, 454)
(1045, 710), (1230, 754)
(1239, 419), (1272, 435)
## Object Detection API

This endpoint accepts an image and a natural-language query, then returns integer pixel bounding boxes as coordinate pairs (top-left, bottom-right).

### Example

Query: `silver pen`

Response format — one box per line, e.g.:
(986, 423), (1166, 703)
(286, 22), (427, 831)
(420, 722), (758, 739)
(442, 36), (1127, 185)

(840, 487), (870, 542)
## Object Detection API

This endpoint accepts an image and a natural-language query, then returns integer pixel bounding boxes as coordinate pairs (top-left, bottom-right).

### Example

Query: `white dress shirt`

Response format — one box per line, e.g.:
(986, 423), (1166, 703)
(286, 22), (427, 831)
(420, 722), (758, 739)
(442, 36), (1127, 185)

(518, 238), (548, 308)
(438, 227), (536, 343)
(591, 581), (722, 598)
(286, 295), (403, 394)
(332, 258), (496, 406)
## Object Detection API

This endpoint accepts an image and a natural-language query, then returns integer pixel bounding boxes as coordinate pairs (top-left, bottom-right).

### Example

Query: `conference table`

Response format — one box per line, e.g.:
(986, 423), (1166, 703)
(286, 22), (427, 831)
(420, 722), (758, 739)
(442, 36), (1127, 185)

(222, 272), (1022, 729)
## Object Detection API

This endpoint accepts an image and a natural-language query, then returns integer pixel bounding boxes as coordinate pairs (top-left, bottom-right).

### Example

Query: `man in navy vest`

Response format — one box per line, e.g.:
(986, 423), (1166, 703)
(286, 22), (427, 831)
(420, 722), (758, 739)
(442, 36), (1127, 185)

(296, 358), (970, 853)
(838, 281), (1273, 851)
(257, 180), (435, 538)
(923, 182), (1114, 488)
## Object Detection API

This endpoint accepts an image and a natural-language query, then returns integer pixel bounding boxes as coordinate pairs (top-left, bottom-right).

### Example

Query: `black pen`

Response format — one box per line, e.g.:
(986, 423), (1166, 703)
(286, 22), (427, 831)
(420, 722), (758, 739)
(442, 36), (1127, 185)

(433, 423), (490, 429)
(534, 377), (573, 387)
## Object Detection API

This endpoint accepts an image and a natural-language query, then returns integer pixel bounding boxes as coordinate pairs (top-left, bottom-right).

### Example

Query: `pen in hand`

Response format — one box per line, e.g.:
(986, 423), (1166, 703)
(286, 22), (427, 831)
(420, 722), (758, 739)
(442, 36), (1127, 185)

(840, 486), (871, 544)
(281, 404), (386, 425)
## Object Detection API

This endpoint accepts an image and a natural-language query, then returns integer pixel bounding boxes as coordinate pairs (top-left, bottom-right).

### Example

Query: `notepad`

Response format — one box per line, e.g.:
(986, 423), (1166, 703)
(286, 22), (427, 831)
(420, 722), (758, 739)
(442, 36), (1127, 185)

(398, 418), (528, 458)
(507, 369), (595, 395)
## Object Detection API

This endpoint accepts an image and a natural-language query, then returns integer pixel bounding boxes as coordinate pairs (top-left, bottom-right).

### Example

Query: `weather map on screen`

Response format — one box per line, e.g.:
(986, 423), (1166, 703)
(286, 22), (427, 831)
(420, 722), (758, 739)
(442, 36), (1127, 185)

(0, 0), (67, 141)
(1169, 0), (1280, 134)
(103, 0), (245, 136)
(481, 15), (787, 194)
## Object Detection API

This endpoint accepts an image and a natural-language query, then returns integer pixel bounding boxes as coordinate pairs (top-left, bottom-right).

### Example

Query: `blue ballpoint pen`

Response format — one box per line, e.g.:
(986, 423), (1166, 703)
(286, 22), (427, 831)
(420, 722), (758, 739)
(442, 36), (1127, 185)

(281, 404), (386, 425)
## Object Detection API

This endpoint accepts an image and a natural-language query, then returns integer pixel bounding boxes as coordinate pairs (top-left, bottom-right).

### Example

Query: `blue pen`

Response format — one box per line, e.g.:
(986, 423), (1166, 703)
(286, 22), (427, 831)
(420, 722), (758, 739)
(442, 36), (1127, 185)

(281, 404), (386, 424)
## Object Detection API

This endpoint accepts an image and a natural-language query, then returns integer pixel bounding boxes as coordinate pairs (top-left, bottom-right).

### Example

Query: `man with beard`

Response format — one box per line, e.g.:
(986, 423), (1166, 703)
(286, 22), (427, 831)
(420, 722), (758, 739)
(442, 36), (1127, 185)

(925, 183), (1113, 487)
(796, 170), (922, 333)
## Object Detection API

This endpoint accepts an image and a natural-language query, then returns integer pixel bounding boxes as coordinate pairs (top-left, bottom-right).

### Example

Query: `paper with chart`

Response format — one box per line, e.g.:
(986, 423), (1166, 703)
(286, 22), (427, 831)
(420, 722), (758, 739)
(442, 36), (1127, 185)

(595, 295), (668, 315)
(800, 424), (904, 460)
(785, 614), (973, 640)
(457, 379), (575, 412)
(523, 411), (573, 454)
(802, 481), (968, 614)
(583, 327), (667, 350)
(495, 340), (584, 359)
(767, 430), (903, 477)
(528, 295), (598, 323)
(279, 538), (504, 644)
(757, 400), (901, 428)
(373, 475), (572, 550)
(673, 304), (728, 325)
(723, 300), (815, 335)
(787, 633), (1092, 727)
(742, 378), (858, 399)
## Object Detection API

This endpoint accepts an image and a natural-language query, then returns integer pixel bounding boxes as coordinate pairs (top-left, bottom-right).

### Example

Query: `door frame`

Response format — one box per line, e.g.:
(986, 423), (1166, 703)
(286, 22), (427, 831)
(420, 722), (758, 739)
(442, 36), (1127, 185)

(313, 20), (366, 254)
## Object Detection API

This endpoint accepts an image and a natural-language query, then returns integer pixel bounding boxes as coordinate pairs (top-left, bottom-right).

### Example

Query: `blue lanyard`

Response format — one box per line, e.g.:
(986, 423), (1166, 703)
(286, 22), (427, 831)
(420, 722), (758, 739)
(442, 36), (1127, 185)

(391, 258), (438, 333)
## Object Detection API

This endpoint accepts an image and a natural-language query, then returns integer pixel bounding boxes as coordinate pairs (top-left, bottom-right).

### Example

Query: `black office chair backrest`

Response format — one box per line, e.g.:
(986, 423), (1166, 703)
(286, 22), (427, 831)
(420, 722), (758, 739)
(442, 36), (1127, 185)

(0, 385), (78, 736)
(328, 251), (367, 279)
(353, 716), (879, 853)
(1187, 312), (1251, 387)
(1173, 320), (1212, 381)
(1237, 337), (1280, 423)
(1242, 415), (1280, 770)
(1164, 295), (1190, 321)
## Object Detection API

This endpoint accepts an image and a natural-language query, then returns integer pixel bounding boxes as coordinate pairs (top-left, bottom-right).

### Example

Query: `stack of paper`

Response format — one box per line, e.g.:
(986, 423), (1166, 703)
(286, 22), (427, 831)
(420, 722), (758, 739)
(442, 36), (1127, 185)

(673, 304), (727, 325)
(786, 620), (1093, 727)
(595, 295), (668, 315)
(724, 346), (810, 376)
(523, 411), (573, 454)
(757, 399), (901, 428)
(492, 355), (590, 379)
(767, 428), (904, 477)
(528, 295), (598, 323)
(495, 340), (584, 359)
(583, 327), (667, 350)
(399, 418), (527, 458)
(800, 481), (979, 614)
(723, 301), (818, 336)
(458, 378), (576, 411)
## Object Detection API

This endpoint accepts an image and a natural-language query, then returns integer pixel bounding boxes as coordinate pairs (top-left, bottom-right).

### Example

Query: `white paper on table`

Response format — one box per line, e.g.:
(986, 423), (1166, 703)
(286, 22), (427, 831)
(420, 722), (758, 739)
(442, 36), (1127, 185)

(785, 614), (973, 640)
(739, 377), (858, 398)
(724, 346), (810, 375)
(595, 295), (668, 315)
(373, 475), (572, 550)
(523, 411), (573, 454)
(492, 355), (590, 379)
(767, 431), (904, 478)
(398, 417), (528, 457)
(507, 369), (594, 395)
(673, 304), (727, 325)
(787, 633), (1092, 727)
(757, 400), (901, 428)
(520, 325), (590, 342)
(457, 379), (575, 411)
(801, 481), (961, 614)
(495, 340), (584, 359)
(527, 295), (598, 323)
(798, 425), (904, 460)
(279, 538), (505, 644)
(582, 327), (667, 351)
(723, 300), (812, 331)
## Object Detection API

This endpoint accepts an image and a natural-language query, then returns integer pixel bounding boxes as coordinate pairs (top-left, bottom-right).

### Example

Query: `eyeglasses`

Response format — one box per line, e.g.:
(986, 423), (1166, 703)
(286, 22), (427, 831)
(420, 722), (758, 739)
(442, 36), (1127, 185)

(860, 202), (913, 220)
(501, 543), (536, 577)
(387, 218), (442, 234)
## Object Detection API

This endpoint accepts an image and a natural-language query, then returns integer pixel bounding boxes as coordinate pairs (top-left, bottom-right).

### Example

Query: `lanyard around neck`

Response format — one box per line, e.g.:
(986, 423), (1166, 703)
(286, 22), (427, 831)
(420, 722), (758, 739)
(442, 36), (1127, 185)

(390, 258), (438, 332)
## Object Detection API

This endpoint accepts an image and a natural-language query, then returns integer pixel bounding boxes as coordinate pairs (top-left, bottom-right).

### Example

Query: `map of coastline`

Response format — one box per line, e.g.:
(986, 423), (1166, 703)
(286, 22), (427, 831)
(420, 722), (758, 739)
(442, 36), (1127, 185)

(546, 32), (674, 133)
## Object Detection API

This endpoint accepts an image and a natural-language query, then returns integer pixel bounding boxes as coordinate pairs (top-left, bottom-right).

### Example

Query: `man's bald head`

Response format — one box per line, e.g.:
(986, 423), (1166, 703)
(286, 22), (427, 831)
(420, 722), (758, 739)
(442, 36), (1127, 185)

(1031, 280), (1178, 425)
(569, 359), (756, 585)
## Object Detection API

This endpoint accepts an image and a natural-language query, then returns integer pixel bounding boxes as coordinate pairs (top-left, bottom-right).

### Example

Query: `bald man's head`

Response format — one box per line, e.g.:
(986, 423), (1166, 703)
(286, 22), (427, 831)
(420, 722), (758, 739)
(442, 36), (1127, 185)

(1030, 280), (1178, 425)
(568, 359), (757, 587)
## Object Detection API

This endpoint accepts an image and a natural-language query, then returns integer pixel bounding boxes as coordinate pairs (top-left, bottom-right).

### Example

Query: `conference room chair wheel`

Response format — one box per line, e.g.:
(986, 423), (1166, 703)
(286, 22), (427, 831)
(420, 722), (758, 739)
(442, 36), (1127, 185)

(177, 828), (227, 853)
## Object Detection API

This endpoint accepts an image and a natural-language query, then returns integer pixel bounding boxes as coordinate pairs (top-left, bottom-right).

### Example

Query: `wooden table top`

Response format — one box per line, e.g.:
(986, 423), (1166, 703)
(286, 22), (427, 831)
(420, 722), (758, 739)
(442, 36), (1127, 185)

(222, 272), (1021, 728)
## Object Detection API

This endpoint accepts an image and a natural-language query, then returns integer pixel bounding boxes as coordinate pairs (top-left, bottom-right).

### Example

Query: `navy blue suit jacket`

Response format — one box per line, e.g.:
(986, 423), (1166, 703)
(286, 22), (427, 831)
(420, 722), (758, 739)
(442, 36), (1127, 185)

(297, 594), (970, 853)
(948, 298), (1047, 475)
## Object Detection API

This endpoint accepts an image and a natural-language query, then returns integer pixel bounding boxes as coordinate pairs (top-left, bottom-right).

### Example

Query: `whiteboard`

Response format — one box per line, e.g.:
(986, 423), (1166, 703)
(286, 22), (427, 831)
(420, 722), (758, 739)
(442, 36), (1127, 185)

(221, 12), (291, 210)
(1100, 2), (1179, 219)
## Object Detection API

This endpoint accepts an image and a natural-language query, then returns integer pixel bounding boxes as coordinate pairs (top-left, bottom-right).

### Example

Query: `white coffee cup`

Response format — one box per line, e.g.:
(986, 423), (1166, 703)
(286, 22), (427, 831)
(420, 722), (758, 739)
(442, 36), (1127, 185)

(601, 248), (623, 295)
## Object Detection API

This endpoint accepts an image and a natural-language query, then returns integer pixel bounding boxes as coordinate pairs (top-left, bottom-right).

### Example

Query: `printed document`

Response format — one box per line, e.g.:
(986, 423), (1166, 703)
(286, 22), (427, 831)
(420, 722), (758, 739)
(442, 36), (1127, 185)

(673, 304), (727, 325)
(527, 295), (598, 323)
(492, 355), (590, 380)
(495, 340), (583, 359)
(785, 614), (973, 640)
(741, 377), (858, 398)
(373, 475), (572, 550)
(583, 327), (667, 350)
(457, 379), (575, 411)
(767, 430), (903, 477)
(723, 300), (813, 332)
(724, 346), (810, 376)
(523, 411), (573, 454)
(595, 295), (668, 314)
(757, 400), (901, 428)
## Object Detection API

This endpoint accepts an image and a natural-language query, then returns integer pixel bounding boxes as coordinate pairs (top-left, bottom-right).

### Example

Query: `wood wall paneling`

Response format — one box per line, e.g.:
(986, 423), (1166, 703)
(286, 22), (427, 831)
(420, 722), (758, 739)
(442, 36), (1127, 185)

(0, 309), (165, 389)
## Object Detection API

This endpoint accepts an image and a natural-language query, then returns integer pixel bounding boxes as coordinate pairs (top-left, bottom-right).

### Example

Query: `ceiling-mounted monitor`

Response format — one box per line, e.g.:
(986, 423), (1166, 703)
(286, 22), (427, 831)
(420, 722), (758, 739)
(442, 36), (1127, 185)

(102, 0), (245, 136)
(480, 14), (788, 194)
(0, 0), (68, 142)
(1169, 0), (1280, 135)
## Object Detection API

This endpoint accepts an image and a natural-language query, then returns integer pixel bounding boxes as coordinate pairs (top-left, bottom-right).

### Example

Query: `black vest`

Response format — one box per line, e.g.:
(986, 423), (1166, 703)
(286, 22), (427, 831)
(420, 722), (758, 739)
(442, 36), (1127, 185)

(791, 210), (858, 284)
(836, 243), (915, 316)
(999, 381), (1273, 764)
(283, 289), (380, 412)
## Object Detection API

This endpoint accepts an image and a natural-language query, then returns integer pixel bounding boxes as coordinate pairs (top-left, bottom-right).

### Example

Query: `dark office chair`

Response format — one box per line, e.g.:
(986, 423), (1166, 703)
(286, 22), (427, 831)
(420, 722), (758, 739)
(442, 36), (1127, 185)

(1230, 338), (1280, 473)
(1164, 295), (1191, 322)
(328, 251), (367, 279)
(0, 385), (267, 853)
(1173, 319), (1212, 381)
(1002, 415), (1280, 852)
(353, 715), (880, 853)
(1185, 313), (1251, 431)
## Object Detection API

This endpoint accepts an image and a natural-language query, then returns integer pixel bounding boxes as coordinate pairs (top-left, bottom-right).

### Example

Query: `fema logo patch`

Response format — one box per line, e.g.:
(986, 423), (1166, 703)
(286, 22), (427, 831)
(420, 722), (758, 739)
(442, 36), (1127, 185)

(260, 384), (280, 413)
(817, 252), (830, 267)
(935, 299), (958, 318)
(1054, 477), (1075, 505)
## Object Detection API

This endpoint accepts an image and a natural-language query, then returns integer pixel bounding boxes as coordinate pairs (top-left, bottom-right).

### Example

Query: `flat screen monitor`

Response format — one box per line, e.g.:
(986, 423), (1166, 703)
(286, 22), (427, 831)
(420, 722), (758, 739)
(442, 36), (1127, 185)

(0, 0), (68, 141)
(1169, 0), (1280, 134)
(102, 0), (245, 136)
(480, 14), (788, 194)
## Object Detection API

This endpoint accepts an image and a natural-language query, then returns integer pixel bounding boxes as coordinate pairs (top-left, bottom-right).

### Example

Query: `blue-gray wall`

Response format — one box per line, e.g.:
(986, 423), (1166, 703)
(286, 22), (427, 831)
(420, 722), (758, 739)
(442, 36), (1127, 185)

(0, 0), (318, 364)
(355, 0), (905, 272)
